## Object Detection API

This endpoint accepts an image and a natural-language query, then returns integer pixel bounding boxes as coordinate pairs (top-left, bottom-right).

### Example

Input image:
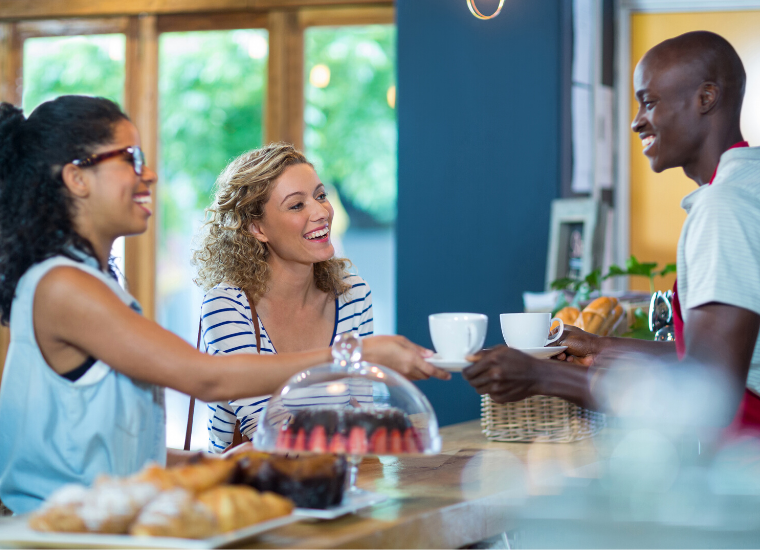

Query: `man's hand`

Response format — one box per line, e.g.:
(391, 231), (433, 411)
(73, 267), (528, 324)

(462, 345), (540, 403)
(553, 326), (600, 366)
(363, 335), (451, 381)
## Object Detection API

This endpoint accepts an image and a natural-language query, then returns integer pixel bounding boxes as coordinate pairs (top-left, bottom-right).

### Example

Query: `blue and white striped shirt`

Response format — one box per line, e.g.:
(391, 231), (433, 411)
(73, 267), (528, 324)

(202, 275), (374, 453)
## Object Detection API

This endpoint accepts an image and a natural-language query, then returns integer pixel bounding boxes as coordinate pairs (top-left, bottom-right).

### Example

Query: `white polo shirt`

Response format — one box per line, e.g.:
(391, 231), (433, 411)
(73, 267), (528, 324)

(677, 146), (760, 394)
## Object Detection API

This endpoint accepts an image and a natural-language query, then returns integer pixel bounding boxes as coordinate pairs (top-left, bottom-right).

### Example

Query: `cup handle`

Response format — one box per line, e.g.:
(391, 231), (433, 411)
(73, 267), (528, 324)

(466, 324), (475, 355)
(546, 318), (564, 345)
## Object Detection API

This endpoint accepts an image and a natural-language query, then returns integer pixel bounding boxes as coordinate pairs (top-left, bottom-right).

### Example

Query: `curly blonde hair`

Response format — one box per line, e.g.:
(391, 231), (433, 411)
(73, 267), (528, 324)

(193, 143), (351, 302)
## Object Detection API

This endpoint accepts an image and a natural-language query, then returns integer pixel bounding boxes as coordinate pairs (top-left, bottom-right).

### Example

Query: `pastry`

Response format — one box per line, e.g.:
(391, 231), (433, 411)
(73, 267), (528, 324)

(598, 303), (624, 336)
(28, 484), (90, 533)
(133, 458), (236, 493)
(29, 479), (159, 534)
(552, 306), (580, 332)
(579, 296), (619, 335)
(169, 458), (237, 493)
(129, 489), (218, 539)
(196, 485), (293, 533)
(554, 306), (580, 327)
(233, 452), (347, 509)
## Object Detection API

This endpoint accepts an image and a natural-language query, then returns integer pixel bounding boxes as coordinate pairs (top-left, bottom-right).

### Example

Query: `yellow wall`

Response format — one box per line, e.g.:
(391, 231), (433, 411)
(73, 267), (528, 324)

(628, 11), (760, 292)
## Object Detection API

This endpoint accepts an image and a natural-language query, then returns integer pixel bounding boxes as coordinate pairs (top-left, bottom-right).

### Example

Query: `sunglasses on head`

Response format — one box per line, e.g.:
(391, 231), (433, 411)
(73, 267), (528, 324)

(71, 145), (146, 176)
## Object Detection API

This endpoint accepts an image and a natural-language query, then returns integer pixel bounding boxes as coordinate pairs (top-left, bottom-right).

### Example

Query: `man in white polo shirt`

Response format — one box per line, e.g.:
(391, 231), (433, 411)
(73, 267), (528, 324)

(464, 31), (760, 429)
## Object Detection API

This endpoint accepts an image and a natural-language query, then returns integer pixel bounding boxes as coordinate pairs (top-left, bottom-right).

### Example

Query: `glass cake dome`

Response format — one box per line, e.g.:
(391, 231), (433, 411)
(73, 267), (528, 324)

(253, 333), (441, 457)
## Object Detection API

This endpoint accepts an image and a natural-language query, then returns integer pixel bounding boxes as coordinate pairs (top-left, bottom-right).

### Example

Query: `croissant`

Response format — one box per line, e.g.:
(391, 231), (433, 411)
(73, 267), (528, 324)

(28, 484), (90, 533)
(29, 480), (159, 534)
(133, 459), (236, 494)
(129, 489), (218, 539)
(170, 458), (237, 493)
(197, 486), (294, 533)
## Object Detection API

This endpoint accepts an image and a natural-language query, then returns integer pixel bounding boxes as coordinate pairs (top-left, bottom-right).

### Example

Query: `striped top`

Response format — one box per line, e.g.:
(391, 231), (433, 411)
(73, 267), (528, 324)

(201, 275), (374, 453)
(677, 146), (760, 394)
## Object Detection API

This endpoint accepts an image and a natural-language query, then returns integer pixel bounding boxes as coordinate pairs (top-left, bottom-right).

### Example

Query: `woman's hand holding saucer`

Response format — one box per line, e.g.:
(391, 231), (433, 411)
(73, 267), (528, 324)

(363, 335), (451, 381)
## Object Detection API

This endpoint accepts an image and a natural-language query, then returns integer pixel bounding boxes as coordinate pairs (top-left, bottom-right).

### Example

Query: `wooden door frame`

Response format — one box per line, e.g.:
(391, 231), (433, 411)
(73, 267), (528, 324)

(614, 0), (760, 276)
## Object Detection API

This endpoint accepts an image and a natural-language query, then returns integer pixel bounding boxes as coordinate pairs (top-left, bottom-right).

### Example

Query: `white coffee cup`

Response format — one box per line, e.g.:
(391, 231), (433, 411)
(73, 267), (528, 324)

(429, 313), (488, 361)
(500, 313), (564, 349)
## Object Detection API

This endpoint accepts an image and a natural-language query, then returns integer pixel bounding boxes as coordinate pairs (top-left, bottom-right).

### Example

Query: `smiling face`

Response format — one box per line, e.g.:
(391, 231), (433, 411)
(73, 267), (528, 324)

(251, 163), (335, 266)
(77, 119), (157, 240)
(631, 54), (707, 174)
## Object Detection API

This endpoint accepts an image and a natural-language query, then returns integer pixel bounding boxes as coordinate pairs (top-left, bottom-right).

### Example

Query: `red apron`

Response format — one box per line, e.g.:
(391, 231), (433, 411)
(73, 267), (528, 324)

(671, 141), (760, 432)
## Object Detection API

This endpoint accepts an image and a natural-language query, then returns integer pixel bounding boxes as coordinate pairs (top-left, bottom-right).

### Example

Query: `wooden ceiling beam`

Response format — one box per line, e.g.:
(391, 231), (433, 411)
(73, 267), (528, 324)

(156, 11), (268, 33)
(0, 0), (393, 21)
(16, 18), (130, 39)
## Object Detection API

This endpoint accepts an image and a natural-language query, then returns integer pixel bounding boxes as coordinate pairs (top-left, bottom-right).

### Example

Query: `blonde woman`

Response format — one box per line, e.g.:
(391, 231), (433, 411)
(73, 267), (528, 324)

(193, 143), (449, 452)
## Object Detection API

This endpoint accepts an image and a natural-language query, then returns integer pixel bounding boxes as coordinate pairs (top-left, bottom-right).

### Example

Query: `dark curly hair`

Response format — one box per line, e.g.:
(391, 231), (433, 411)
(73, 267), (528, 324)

(0, 95), (128, 325)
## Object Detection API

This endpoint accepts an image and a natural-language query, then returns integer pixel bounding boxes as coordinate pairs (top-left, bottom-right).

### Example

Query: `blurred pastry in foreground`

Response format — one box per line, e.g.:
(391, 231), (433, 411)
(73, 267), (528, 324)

(234, 452), (347, 509)
(129, 489), (218, 539)
(133, 459), (236, 493)
(29, 480), (159, 534)
(197, 485), (294, 533)
(28, 484), (89, 533)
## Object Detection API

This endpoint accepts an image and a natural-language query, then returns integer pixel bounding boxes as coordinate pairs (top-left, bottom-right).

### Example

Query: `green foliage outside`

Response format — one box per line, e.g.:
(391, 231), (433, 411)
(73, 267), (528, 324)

(157, 30), (268, 240)
(305, 26), (397, 226)
(22, 35), (124, 116)
(21, 28), (398, 236)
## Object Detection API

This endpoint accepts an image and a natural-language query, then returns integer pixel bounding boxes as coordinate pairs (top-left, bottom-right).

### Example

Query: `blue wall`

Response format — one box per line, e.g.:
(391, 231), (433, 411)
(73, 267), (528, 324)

(396, 0), (566, 426)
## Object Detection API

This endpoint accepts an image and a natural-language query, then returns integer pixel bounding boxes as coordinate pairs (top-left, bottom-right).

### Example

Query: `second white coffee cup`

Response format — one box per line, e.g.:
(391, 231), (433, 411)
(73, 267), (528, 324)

(500, 312), (564, 349)
(429, 313), (488, 361)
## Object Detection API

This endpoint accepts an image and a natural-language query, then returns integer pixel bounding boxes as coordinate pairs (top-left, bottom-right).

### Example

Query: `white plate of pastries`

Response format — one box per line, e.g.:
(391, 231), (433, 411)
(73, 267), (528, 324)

(0, 459), (299, 549)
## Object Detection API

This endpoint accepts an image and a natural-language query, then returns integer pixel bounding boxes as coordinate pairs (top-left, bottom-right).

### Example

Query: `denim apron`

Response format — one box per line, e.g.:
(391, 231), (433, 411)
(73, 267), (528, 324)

(0, 253), (166, 514)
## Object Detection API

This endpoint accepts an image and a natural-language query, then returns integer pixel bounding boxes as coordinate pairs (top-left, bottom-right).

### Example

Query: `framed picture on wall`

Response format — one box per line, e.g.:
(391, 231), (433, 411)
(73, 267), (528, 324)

(544, 198), (608, 290)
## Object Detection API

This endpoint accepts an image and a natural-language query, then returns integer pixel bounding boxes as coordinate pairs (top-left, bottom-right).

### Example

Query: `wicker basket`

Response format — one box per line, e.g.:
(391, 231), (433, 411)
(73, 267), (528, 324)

(481, 394), (606, 443)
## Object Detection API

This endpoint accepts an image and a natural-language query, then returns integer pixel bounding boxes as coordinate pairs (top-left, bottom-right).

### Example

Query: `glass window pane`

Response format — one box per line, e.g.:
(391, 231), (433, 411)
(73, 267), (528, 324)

(157, 30), (268, 450)
(304, 25), (397, 335)
(22, 34), (127, 277)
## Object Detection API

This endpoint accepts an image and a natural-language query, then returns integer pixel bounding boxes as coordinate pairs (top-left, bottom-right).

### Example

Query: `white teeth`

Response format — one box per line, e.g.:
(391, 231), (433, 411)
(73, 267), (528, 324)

(305, 226), (329, 240)
(133, 195), (152, 205)
(642, 136), (655, 148)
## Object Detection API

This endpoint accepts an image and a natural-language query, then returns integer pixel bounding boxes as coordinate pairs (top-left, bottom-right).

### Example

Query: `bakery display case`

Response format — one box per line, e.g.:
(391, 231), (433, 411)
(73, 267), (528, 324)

(253, 333), (441, 457)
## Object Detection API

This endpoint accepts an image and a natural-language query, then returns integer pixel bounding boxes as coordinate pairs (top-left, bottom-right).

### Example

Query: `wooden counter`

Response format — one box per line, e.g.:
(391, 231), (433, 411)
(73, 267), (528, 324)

(247, 420), (604, 549)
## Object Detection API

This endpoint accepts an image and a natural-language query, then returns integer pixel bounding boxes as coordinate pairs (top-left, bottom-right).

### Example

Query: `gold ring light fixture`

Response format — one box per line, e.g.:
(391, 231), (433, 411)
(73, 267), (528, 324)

(467, 0), (505, 20)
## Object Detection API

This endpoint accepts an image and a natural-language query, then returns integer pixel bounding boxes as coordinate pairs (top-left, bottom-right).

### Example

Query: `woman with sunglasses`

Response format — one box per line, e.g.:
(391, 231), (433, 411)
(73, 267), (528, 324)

(0, 95), (446, 514)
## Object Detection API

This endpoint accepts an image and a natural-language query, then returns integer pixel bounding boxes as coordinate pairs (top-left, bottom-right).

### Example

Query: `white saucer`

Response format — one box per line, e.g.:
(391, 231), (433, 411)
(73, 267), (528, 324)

(426, 354), (472, 372)
(515, 345), (567, 359)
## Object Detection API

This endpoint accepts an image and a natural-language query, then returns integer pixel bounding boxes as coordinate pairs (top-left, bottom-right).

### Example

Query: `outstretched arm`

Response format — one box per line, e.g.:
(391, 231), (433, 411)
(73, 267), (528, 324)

(464, 304), (759, 420)
(34, 268), (448, 404)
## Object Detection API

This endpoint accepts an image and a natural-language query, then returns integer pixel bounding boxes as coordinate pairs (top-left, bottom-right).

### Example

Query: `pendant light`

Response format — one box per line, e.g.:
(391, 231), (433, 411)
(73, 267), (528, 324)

(467, 0), (505, 20)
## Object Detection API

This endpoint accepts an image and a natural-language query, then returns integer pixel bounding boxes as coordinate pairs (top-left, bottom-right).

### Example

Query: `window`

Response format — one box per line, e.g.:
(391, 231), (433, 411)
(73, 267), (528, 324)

(22, 33), (127, 276)
(304, 25), (397, 334)
(157, 29), (268, 449)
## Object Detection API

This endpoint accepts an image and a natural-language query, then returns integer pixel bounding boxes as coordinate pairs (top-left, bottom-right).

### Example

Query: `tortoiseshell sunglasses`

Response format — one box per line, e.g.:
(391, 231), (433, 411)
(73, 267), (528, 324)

(71, 145), (145, 176)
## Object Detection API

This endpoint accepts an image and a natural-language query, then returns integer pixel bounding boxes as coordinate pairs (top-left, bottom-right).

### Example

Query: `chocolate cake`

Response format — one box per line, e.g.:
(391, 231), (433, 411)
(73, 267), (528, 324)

(231, 452), (346, 509)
